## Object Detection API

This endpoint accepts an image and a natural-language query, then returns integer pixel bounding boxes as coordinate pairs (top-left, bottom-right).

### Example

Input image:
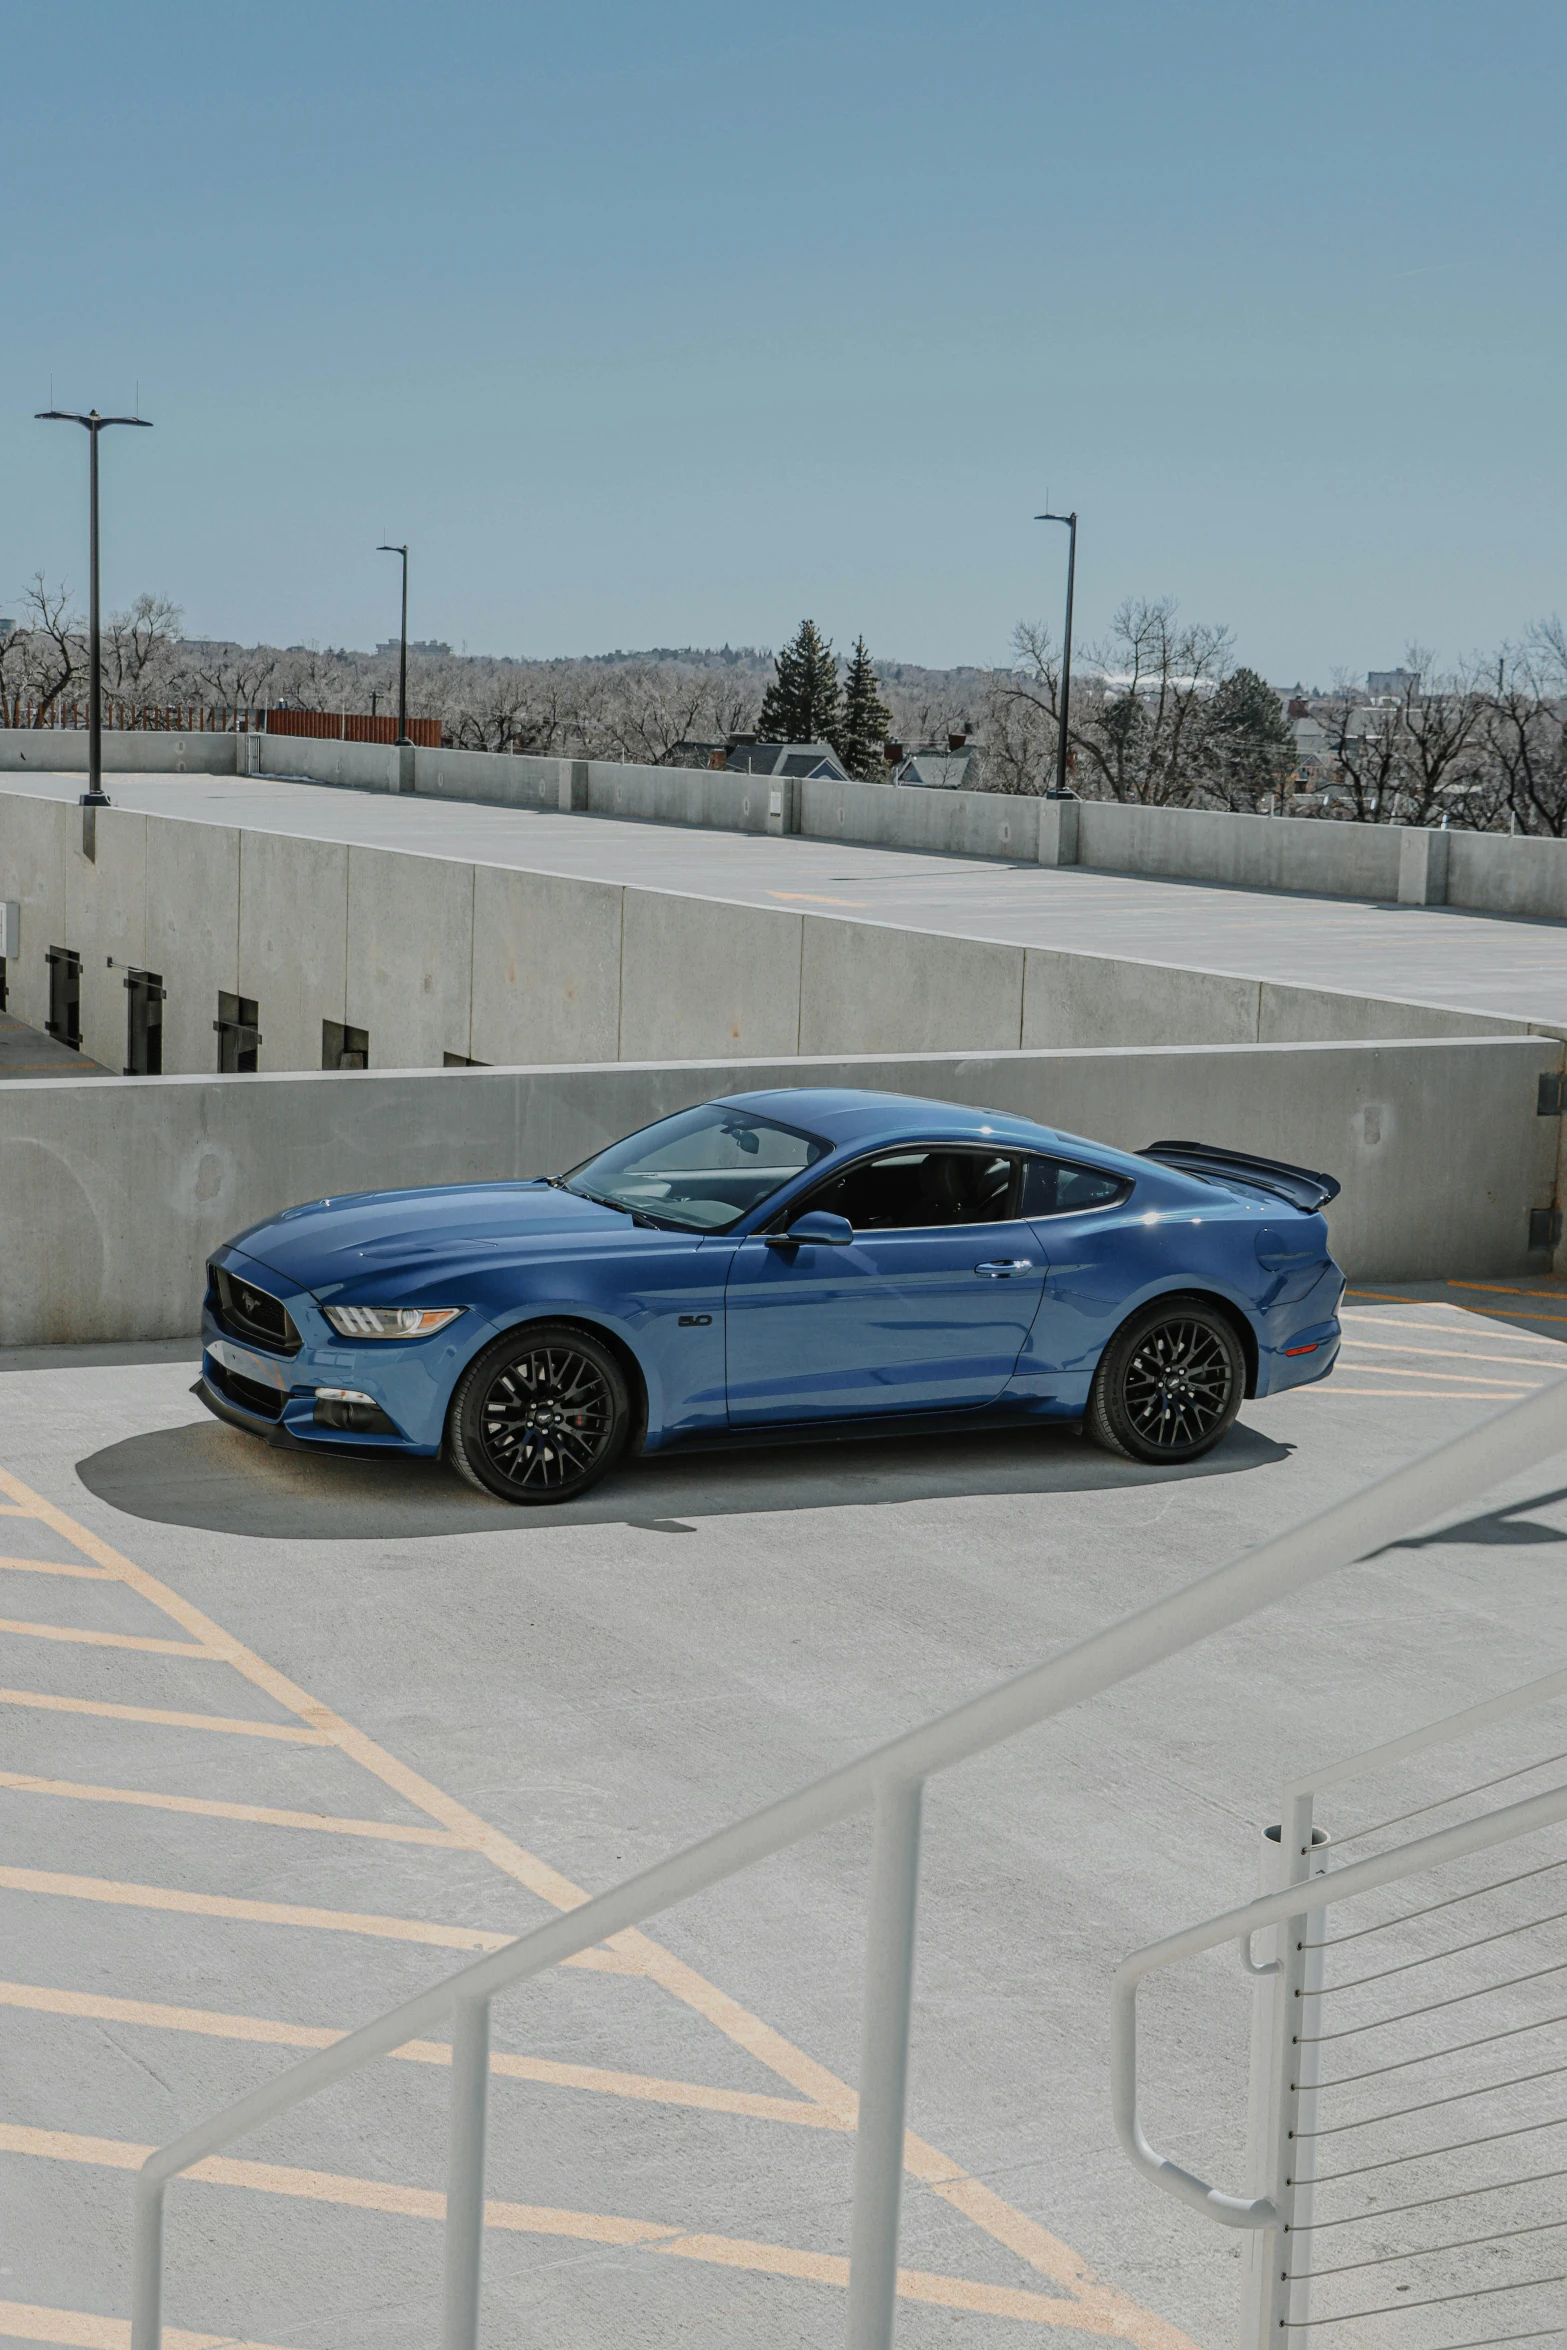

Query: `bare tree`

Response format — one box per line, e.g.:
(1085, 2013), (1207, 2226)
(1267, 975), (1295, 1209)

(18, 576), (82, 723)
(103, 593), (184, 697)
(1482, 628), (1567, 835)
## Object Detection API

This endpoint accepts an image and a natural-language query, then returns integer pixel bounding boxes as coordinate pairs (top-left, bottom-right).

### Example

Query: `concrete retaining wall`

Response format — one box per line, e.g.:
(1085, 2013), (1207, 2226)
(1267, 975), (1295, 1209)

(0, 1036), (1557, 1345)
(0, 790), (1538, 1087)
(7, 730), (1567, 919)
(0, 729), (240, 776)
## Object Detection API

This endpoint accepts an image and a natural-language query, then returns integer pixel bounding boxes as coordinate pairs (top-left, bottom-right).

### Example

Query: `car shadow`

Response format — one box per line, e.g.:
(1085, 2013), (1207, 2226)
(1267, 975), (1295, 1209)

(74, 1414), (1294, 1542)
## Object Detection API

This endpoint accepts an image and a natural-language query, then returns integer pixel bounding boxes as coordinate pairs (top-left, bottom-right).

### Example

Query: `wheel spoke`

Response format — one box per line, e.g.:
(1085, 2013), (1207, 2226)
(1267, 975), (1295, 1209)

(1119, 1316), (1233, 1451)
(475, 1345), (616, 1492)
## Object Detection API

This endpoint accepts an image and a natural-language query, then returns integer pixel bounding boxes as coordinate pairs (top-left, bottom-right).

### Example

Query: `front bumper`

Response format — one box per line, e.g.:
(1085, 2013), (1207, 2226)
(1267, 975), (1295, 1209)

(199, 1248), (455, 1455)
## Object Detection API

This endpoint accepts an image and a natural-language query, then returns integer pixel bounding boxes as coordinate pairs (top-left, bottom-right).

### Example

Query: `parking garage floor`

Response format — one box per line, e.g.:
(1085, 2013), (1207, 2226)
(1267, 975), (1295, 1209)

(1, 1282), (1564, 2350)
(6, 770), (1567, 1030)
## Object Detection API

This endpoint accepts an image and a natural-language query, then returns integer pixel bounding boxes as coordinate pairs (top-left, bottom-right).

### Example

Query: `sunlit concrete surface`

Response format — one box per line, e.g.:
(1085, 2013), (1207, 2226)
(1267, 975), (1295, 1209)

(0, 1010), (108, 1080)
(6, 769), (1567, 1029)
(1, 1280), (1564, 2348)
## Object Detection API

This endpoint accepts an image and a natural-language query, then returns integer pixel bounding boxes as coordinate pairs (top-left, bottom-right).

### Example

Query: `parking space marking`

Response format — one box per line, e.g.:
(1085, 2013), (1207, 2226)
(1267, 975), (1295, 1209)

(1341, 1340), (1561, 1369)
(0, 1688), (328, 1741)
(3, 2126), (1124, 2332)
(1331, 1363), (1542, 1390)
(1341, 1311), (1561, 1343)
(0, 1558), (119, 1581)
(0, 2301), (296, 2350)
(0, 1619), (222, 1658)
(0, 1866), (634, 1968)
(0, 1980), (843, 2127)
(0, 1773), (464, 1846)
(0, 1459), (1200, 2350)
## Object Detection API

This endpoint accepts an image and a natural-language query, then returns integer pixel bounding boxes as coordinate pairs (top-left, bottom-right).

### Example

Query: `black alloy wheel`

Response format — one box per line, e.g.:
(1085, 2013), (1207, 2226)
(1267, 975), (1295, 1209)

(1087, 1296), (1244, 1465)
(448, 1323), (630, 1504)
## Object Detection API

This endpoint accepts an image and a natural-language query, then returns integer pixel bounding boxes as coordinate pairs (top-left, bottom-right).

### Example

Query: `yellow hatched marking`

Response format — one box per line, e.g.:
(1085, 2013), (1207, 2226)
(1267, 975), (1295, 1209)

(0, 1981), (840, 2128)
(0, 1773), (463, 1847)
(1340, 1340), (1560, 1369)
(0, 1459), (1198, 2350)
(1301, 1387), (1531, 1399)
(1, 2126), (1122, 2331)
(1328, 1363), (1542, 1391)
(0, 2301), (295, 2350)
(0, 1867), (637, 1970)
(0, 1556), (118, 1580)
(0, 1618), (220, 1658)
(0, 1687), (326, 1742)
(1340, 1310), (1562, 1343)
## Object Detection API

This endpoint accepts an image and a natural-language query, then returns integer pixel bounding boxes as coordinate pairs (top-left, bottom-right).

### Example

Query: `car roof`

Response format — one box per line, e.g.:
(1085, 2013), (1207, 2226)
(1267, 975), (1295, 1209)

(715, 1086), (1153, 1180)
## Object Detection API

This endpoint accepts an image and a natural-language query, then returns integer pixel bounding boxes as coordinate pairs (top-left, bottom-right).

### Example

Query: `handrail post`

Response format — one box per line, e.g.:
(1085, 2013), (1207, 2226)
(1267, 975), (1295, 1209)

(1258, 1793), (1326, 2349)
(130, 2171), (164, 2350)
(441, 1992), (492, 2350)
(846, 1776), (923, 2350)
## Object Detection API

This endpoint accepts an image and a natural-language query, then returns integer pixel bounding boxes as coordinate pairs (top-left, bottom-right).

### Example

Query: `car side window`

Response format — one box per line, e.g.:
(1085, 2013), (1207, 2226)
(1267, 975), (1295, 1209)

(796, 1149), (1019, 1232)
(1020, 1156), (1130, 1217)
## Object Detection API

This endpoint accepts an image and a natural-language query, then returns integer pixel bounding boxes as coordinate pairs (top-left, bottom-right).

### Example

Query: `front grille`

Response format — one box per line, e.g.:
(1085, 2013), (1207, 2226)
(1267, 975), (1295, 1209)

(208, 1359), (287, 1422)
(211, 1265), (302, 1357)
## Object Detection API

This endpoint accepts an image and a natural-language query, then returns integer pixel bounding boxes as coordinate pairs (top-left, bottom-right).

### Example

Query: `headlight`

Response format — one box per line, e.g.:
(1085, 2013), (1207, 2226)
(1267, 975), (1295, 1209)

(322, 1306), (464, 1339)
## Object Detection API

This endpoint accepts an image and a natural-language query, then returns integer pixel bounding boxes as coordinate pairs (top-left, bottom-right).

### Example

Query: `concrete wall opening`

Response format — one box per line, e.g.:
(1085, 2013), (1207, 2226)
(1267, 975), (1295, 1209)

(45, 946), (80, 1049)
(215, 992), (262, 1074)
(323, 1018), (369, 1071)
(123, 969), (165, 1077)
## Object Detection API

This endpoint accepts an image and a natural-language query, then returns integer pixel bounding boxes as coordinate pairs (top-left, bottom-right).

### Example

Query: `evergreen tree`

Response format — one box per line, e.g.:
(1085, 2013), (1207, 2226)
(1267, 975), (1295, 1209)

(758, 618), (842, 745)
(1206, 666), (1292, 807)
(837, 636), (894, 780)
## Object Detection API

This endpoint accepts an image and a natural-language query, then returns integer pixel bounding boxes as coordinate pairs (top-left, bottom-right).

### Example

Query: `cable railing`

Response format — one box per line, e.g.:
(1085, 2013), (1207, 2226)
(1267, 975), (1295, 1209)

(131, 1374), (1567, 2350)
(1114, 1618), (1567, 2349)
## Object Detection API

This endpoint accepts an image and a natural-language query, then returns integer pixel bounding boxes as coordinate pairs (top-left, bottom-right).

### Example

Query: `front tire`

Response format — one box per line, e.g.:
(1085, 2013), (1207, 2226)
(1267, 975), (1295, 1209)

(1087, 1297), (1244, 1465)
(448, 1323), (630, 1504)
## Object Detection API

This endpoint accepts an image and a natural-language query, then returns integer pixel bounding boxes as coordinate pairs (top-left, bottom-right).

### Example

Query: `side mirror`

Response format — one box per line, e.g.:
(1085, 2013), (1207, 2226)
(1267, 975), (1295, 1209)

(769, 1209), (854, 1248)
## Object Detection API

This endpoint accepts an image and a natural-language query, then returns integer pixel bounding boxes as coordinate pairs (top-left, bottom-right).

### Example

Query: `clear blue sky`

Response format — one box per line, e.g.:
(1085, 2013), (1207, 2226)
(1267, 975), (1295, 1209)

(4, 0), (1562, 681)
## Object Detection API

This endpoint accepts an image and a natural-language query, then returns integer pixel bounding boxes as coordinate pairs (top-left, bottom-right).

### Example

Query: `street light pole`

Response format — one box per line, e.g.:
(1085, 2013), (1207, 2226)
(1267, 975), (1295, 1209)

(36, 406), (154, 807)
(1034, 508), (1077, 799)
(376, 543), (410, 746)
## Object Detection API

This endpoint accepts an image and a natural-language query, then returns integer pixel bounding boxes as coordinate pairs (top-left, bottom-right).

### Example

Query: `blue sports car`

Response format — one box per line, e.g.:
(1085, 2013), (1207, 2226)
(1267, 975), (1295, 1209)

(195, 1088), (1344, 1504)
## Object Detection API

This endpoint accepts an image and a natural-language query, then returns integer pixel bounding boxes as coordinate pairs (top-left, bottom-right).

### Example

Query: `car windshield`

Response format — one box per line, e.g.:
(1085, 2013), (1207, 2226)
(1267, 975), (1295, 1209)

(563, 1104), (829, 1232)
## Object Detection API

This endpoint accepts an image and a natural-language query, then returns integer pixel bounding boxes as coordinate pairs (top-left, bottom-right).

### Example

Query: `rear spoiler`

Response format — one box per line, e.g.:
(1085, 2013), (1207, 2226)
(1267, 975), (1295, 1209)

(1139, 1139), (1341, 1212)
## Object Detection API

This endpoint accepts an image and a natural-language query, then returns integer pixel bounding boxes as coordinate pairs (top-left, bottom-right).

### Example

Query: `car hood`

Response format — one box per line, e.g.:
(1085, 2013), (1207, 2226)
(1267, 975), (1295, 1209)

(228, 1180), (634, 1294)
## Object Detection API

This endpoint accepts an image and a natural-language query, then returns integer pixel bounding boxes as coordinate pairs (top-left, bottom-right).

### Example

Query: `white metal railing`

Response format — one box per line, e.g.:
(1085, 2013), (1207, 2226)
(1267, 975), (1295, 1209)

(131, 1375), (1567, 2350)
(1114, 1634), (1567, 2347)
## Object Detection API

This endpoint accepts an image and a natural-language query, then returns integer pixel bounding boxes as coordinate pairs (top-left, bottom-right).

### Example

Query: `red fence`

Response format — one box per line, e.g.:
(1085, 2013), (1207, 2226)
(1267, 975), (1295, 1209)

(266, 708), (442, 748)
(1, 700), (443, 747)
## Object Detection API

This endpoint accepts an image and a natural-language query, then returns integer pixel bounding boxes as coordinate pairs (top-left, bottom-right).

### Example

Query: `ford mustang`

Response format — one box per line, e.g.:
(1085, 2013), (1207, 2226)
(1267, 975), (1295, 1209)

(195, 1088), (1344, 1504)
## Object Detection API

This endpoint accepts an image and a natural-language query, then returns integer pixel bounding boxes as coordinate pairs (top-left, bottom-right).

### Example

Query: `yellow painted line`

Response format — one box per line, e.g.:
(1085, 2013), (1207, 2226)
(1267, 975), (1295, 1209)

(1328, 1362), (1542, 1391)
(0, 1617), (220, 1658)
(0, 1460), (1198, 2350)
(1447, 1281), (1567, 1299)
(0, 1556), (118, 1581)
(1340, 1311), (1559, 1344)
(1296, 1372), (1531, 1391)
(0, 1981), (840, 2128)
(0, 2126), (1122, 2331)
(0, 1688), (326, 1742)
(1341, 1341), (1561, 1369)
(0, 1866), (637, 1970)
(766, 890), (869, 907)
(0, 2301), (295, 2350)
(0, 1773), (463, 1848)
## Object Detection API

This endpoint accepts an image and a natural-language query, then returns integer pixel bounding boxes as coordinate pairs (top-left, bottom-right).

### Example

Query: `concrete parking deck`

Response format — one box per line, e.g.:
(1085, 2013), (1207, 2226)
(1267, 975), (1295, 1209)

(6, 770), (1567, 1029)
(2, 1281), (1564, 2349)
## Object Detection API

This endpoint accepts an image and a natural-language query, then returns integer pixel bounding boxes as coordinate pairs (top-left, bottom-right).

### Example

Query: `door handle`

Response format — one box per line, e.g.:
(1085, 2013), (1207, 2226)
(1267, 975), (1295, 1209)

(975, 1259), (1034, 1278)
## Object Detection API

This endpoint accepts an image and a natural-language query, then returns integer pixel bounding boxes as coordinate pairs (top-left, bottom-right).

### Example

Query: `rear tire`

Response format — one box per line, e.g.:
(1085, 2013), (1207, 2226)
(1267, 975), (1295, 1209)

(448, 1323), (630, 1504)
(1087, 1296), (1244, 1465)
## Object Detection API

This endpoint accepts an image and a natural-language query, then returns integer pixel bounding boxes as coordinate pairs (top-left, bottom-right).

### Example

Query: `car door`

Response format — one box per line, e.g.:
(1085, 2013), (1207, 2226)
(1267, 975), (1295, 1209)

(724, 1145), (1046, 1425)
